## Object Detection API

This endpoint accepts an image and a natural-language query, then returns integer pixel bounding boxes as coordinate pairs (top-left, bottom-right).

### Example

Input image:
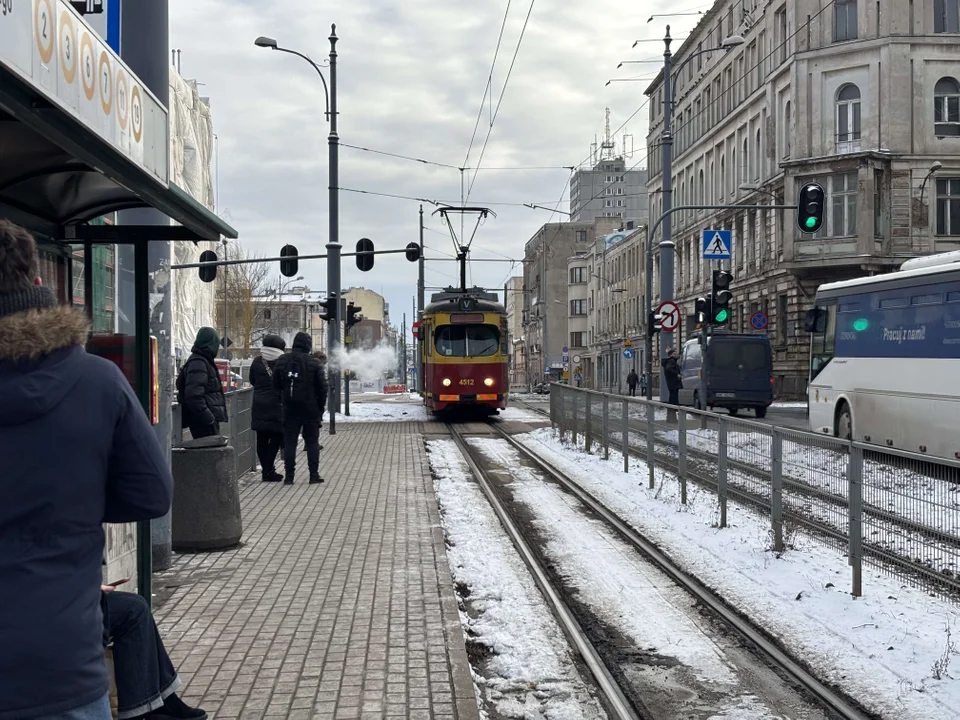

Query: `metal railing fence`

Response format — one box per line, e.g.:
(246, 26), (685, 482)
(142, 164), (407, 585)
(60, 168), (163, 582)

(172, 387), (257, 482)
(550, 384), (960, 602)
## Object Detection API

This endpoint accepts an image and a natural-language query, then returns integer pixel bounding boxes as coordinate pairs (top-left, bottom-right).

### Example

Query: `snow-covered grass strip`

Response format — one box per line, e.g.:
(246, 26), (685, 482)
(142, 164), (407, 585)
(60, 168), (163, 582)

(516, 428), (960, 720)
(426, 439), (608, 718)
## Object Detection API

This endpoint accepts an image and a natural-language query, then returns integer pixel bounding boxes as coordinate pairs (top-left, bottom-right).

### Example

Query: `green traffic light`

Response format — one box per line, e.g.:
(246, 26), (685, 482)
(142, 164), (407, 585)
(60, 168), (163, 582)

(804, 217), (817, 229)
(714, 309), (729, 322)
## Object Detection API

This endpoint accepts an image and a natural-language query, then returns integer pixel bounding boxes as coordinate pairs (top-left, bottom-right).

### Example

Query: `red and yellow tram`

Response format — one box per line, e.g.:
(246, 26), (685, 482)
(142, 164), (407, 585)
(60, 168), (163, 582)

(416, 290), (509, 414)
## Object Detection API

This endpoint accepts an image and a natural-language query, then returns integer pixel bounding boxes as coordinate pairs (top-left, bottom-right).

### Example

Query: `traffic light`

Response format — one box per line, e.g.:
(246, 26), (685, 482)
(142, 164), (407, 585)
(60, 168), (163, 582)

(345, 302), (363, 331)
(711, 269), (733, 325)
(280, 244), (299, 277)
(318, 293), (337, 322)
(405, 242), (421, 262)
(694, 296), (709, 323)
(356, 238), (374, 272)
(198, 250), (218, 283)
(797, 182), (825, 234)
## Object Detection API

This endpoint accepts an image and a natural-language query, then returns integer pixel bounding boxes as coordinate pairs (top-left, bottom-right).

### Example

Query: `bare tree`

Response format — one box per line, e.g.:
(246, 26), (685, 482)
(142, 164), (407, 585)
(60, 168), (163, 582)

(215, 242), (271, 358)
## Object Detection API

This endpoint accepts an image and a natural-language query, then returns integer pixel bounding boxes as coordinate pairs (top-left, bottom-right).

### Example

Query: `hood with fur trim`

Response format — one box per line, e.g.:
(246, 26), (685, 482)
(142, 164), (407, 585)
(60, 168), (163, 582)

(0, 306), (90, 426)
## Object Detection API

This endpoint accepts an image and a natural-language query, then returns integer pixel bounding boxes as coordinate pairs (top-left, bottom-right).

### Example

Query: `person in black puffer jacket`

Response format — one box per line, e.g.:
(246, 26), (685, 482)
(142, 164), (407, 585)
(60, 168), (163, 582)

(176, 327), (227, 439)
(250, 334), (286, 482)
(273, 332), (328, 485)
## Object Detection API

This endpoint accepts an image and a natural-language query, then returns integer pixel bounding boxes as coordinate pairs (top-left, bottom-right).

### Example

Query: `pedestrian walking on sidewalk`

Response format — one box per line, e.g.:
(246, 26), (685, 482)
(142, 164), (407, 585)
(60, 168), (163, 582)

(250, 334), (286, 482)
(0, 219), (172, 720)
(626, 368), (639, 397)
(274, 332), (328, 484)
(175, 327), (227, 439)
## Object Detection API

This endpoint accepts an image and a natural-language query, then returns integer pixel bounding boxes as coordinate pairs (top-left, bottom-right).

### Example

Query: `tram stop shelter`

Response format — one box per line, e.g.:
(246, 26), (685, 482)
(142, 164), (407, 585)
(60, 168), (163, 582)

(1, 3), (237, 603)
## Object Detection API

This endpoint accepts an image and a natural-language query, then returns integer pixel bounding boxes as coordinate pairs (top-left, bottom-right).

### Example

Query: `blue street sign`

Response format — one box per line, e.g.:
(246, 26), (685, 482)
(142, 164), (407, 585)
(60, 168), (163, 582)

(574, 373), (583, 382)
(408, 367), (416, 374)
(751, 312), (768, 330)
(562, 355), (569, 363)
(545, 366), (551, 374)
(702, 230), (732, 260)
(623, 349), (634, 359)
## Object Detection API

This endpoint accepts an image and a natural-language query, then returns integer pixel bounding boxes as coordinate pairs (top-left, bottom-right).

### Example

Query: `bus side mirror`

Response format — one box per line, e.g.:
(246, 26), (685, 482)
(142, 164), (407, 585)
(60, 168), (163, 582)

(804, 308), (825, 333)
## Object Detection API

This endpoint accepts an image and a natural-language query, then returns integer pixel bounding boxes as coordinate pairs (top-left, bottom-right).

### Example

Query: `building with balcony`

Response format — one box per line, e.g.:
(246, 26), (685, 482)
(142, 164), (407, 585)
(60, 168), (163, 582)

(644, 0), (960, 397)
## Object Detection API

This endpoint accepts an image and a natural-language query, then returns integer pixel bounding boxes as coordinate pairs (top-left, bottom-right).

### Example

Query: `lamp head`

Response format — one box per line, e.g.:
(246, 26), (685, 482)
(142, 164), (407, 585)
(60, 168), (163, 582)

(254, 36), (278, 49)
(722, 35), (745, 48)
(931, 161), (943, 173)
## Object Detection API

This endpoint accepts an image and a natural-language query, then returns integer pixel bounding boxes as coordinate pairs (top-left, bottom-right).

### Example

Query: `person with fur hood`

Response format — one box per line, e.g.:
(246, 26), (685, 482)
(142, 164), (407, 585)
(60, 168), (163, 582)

(0, 219), (173, 720)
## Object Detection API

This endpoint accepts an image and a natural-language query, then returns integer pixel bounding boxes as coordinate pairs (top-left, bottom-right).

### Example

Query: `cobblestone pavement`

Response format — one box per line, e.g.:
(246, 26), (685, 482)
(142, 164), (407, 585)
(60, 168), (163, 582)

(153, 422), (479, 720)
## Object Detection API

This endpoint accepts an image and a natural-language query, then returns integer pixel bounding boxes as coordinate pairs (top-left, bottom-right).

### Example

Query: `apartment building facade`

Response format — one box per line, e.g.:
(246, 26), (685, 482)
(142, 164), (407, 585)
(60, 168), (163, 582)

(645, 0), (960, 397)
(522, 217), (621, 386)
(505, 276), (526, 387)
(570, 157), (650, 225)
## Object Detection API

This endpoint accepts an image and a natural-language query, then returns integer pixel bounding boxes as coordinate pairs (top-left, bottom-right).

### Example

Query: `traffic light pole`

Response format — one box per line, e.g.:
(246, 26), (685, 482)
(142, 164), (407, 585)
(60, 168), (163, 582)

(327, 25), (341, 436)
(644, 203), (794, 402)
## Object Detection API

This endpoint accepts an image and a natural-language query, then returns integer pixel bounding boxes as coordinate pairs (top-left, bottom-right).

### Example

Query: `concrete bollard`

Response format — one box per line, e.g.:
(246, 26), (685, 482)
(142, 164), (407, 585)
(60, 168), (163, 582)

(171, 436), (243, 551)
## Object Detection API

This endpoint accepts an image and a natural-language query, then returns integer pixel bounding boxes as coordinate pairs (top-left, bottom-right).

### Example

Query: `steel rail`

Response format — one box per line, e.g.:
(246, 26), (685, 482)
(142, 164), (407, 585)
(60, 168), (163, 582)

(487, 420), (871, 720)
(446, 424), (642, 720)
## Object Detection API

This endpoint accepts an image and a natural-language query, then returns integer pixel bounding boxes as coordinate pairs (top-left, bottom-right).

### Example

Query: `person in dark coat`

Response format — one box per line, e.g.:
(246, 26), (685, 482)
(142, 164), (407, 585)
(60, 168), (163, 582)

(663, 347), (683, 406)
(626, 368), (639, 396)
(250, 334), (286, 482)
(274, 332), (328, 485)
(0, 219), (173, 720)
(176, 327), (227, 438)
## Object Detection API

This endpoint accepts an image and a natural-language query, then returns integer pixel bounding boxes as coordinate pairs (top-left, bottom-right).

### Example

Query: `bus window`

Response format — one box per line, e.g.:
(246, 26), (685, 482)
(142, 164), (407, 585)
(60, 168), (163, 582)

(809, 304), (836, 380)
(434, 325), (500, 357)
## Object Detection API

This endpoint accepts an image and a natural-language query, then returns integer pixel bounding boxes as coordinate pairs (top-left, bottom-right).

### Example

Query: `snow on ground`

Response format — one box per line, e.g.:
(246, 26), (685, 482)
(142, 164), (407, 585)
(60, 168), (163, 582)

(516, 428), (960, 720)
(497, 406), (549, 423)
(771, 402), (808, 408)
(426, 440), (608, 719)
(336, 400), (432, 422)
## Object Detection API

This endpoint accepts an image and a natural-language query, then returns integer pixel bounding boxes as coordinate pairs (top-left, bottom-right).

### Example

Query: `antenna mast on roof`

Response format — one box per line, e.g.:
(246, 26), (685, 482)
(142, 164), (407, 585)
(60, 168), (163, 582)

(600, 107), (616, 160)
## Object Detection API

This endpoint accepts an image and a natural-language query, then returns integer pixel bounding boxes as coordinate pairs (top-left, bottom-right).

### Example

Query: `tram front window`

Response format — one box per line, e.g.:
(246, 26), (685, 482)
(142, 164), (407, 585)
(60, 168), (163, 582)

(435, 325), (500, 357)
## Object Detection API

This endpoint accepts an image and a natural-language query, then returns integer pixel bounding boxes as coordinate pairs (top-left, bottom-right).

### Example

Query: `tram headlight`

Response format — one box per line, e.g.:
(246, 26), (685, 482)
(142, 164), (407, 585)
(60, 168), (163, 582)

(442, 378), (452, 387)
(484, 377), (494, 387)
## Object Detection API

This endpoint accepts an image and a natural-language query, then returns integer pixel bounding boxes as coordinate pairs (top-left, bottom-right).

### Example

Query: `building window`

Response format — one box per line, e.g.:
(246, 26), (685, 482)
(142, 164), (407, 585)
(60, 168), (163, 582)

(569, 267), (587, 284)
(935, 0), (960, 33)
(606, 175), (613, 182)
(616, 200), (623, 207)
(776, 6), (788, 64)
(570, 332), (585, 348)
(576, 230), (587, 243)
(264, 309), (272, 320)
(783, 101), (792, 159)
(807, 173), (858, 238)
(834, 0), (858, 41)
(616, 187), (623, 195)
(836, 83), (862, 152)
(935, 77), (960, 136)
(936, 178), (960, 236)
(570, 299), (587, 316)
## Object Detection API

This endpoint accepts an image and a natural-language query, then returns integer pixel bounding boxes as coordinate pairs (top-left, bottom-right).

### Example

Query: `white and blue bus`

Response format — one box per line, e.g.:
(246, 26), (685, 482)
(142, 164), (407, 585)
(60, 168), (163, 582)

(807, 251), (960, 461)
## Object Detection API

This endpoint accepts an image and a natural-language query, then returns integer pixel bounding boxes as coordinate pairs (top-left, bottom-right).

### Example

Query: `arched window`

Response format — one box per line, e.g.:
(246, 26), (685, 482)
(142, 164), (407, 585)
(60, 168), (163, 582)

(783, 101), (792, 158)
(935, 77), (960, 136)
(720, 155), (726, 200)
(742, 137), (749, 187)
(836, 83), (861, 151)
(699, 169), (705, 212)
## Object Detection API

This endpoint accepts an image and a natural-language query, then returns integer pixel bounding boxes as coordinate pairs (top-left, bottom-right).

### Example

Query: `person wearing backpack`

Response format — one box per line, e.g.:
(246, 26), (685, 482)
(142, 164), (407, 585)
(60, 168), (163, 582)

(273, 332), (328, 485)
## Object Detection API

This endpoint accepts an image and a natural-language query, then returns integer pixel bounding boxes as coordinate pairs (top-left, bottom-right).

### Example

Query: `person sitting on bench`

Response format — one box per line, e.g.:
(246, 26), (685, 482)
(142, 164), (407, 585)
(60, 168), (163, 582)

(102, 583), (206, 720)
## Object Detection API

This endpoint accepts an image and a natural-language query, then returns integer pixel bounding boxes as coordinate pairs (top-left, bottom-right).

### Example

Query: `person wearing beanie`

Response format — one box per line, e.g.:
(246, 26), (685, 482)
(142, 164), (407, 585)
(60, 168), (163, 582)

(273, 331), (328, 484)
(0, 219), (173, 720)
(175, 326), (228, 439)
(250, 334), (286, 482)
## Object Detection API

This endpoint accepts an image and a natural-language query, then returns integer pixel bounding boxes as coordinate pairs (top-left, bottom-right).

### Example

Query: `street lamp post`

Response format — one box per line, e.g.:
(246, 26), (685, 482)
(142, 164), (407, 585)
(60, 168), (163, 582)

(255, 25), (341, 434)
(647, 25), (743, 400)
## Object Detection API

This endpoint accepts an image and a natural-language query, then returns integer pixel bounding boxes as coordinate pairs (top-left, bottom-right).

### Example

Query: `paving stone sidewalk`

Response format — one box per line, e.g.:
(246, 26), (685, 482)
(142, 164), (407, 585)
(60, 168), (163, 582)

(153, 422), (478, 720)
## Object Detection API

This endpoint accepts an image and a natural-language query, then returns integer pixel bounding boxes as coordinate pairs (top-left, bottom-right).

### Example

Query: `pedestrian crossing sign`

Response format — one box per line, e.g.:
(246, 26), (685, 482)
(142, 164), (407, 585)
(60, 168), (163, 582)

(702, 230), (732, 260)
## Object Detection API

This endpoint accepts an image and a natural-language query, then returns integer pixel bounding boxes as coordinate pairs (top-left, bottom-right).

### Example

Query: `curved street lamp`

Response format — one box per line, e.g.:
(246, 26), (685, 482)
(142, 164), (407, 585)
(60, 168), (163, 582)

(255, 25), (343, 434)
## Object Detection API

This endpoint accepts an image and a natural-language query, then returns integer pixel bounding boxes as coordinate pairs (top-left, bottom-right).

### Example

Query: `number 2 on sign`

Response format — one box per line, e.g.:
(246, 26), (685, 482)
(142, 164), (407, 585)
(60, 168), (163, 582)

(458, 378), (474, 386)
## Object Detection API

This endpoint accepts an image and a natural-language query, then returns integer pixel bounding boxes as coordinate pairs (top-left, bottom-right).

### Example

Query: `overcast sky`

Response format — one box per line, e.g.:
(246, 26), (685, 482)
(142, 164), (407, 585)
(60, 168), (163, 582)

(169, 0), (708, 339)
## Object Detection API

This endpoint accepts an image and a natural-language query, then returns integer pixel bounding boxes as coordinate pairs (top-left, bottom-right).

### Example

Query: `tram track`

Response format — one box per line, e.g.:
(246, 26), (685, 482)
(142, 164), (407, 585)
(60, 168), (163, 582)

(513, 398), (960, 593)
(447, 418), (873, 720)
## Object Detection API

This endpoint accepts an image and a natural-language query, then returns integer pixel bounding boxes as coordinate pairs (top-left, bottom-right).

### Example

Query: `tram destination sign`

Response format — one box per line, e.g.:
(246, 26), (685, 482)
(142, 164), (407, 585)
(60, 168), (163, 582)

(0, 0), (168, 183)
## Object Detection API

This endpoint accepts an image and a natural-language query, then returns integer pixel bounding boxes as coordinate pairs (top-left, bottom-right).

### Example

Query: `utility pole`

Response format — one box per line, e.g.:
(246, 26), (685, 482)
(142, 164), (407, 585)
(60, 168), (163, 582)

(326, 25), (340, 435)
(417, 205), (425, 394)
(658, 25), (675, 401)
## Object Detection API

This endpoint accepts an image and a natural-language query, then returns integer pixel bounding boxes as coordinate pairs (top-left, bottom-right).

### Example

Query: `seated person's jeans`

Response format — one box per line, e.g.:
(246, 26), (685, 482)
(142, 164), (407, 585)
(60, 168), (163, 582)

(34, 694), (111, 720)
(103, 591), (182, 720)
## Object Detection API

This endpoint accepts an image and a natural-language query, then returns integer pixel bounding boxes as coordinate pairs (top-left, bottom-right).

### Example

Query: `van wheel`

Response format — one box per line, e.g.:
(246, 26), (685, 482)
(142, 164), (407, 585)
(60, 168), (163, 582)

(755, 407), (767, 419)
(729, 407), (739, 416)
(836, 402), (853, 441)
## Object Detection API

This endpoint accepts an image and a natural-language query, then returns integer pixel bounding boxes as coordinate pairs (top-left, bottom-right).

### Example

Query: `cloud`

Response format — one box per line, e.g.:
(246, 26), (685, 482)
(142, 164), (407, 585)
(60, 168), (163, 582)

(170, 0), (705, 330)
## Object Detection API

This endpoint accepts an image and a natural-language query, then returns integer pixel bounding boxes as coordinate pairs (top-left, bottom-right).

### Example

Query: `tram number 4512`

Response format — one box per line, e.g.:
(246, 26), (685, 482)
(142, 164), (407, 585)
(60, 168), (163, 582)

(458, 378), (474, 386)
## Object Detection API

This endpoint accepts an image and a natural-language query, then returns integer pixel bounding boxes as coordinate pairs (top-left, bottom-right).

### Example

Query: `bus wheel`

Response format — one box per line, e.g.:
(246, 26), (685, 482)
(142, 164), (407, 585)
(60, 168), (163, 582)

(836, 402), (853, 441)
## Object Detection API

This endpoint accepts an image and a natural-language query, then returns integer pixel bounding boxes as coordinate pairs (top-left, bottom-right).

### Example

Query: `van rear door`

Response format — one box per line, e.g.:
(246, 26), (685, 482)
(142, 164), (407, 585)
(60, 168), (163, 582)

(706, 337), (773, 407)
